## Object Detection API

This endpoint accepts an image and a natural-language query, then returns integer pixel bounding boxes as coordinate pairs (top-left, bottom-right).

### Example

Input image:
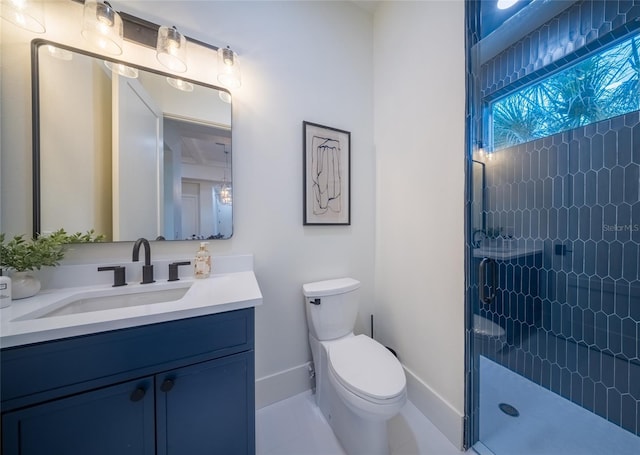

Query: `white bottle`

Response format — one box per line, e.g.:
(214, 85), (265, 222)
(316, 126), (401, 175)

(194, 242), (212, 279)
(0, 274), (12, 308)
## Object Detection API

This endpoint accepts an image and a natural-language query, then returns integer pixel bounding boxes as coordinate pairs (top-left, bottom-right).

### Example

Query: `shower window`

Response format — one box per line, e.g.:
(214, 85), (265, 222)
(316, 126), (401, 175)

(491, 34), (640, 150)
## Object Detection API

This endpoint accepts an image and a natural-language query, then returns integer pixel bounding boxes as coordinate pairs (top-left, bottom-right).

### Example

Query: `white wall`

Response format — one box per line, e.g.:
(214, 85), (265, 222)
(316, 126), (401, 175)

(373, 0), (466, 448)
(39, 52), (112, 236)
(0, 0), (375, 407)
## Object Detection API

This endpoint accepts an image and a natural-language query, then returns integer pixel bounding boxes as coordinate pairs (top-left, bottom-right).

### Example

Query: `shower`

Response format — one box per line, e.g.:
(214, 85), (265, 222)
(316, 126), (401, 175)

(465, 1), (640, 453)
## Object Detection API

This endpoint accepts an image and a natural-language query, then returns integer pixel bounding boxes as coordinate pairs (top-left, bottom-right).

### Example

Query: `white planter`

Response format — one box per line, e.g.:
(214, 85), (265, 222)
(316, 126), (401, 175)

(11, 271), (41, 300)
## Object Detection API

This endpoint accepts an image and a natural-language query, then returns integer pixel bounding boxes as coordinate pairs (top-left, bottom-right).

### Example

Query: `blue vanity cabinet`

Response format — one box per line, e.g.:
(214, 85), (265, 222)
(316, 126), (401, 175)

(156, 351), (253, 454)
(1, 308), (255, 455)
(2, 377), (156, 455)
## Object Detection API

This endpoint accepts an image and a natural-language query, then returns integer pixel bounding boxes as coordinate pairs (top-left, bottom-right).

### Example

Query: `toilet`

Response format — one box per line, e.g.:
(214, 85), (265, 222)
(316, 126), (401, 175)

(303, 278), (406, 455)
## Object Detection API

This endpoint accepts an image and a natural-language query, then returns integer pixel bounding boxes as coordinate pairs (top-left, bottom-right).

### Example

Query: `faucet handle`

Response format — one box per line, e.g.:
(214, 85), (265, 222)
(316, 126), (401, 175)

(98, 266), (127, 287)
(168, 261), (191, 282)
(141, 264), (155, 285)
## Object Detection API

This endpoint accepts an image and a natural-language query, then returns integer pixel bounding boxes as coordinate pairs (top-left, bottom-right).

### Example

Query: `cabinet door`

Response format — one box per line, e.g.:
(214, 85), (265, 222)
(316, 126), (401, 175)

(2, 378), (155, 455)
(156, 351), (255, 455)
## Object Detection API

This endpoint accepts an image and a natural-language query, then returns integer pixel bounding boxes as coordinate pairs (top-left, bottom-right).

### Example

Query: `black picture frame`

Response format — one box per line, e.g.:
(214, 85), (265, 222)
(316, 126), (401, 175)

(303, 121), (351, 225)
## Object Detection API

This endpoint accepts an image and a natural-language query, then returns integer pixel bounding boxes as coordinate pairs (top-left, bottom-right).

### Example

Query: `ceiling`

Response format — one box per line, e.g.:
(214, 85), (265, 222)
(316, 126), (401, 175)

(350, 1), (382, 15)
(164, 118), (232, 168)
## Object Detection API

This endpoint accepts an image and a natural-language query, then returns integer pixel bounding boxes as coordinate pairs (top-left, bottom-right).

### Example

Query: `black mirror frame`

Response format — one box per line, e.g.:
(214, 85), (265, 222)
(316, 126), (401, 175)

(30, 39), (232, 241)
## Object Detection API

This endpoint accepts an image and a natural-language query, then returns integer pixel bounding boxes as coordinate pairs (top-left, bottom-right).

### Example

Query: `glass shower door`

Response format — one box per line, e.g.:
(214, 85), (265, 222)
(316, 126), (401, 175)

(466, 1), (640, 454)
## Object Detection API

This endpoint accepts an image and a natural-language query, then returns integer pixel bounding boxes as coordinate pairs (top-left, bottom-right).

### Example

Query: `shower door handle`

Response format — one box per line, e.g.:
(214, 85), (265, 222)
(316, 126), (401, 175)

(479, 257), (497, 305)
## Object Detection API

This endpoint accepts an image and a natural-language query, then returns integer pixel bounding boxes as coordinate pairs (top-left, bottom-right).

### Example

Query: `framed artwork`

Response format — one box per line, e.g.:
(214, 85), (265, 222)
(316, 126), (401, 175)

(303, 121), (351, 225)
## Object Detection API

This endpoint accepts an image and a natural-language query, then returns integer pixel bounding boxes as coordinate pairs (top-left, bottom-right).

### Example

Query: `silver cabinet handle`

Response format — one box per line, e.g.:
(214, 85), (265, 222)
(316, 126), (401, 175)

(479, 257), (497, 304)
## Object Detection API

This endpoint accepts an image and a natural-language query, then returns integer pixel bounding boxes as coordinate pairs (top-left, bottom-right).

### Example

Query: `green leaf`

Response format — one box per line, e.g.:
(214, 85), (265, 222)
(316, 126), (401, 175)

(0, 229), (105, 272)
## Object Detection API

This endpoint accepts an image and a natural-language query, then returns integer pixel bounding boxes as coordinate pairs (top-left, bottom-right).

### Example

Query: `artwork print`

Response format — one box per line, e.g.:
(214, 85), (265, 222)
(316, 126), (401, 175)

(303, 121), (351, 225)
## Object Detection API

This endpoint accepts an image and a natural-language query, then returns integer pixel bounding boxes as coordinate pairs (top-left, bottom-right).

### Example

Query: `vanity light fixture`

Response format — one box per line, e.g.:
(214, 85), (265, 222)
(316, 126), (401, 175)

(156, 25), (187, 73)
(166, 77), (194, 92)
(219, 185), (232, 205)
(218, 147), (232, 205)
(474, 140), (496, 161)
(74, 4), (243, 90)
(81, 0), (123, 56)
(0, 0), (46, 33)
(217, 46), (241, 89)
(104, 60), (138, 78)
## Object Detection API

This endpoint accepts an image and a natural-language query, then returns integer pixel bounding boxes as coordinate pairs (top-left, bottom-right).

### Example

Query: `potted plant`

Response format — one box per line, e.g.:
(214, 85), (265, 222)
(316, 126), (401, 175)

(0, 229), (104, 299)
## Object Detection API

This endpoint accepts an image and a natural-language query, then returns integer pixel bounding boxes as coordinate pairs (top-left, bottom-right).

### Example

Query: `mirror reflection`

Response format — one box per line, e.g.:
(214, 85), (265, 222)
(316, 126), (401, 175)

(34, 40), (233, 241)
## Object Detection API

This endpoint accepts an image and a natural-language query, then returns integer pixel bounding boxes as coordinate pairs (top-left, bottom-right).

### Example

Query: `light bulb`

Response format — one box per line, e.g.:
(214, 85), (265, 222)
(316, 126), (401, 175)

(156, 26), (187, 73)
(217, 46), (241, 89)
(81, 1), (123, 55)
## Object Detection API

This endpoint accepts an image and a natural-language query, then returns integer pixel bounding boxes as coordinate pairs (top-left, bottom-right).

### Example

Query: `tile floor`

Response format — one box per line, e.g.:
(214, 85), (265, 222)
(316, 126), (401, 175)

(257, 357), (640, 455)
(256, 391), (464, 455)
(478, 356), (640, 455)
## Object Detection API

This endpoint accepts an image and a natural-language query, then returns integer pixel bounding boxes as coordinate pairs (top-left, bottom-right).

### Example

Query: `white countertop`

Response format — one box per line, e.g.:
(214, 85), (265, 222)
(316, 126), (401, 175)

(0, 256), (262, 348)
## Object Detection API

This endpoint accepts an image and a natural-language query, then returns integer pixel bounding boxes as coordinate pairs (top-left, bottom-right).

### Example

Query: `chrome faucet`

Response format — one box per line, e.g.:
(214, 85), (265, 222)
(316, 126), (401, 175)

(132, 238), (155, 284)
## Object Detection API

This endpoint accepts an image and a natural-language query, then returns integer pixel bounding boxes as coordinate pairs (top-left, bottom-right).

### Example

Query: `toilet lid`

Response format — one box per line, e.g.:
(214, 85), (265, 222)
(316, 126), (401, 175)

(303, 278), (360, 297)
(329, 335), (405, 401)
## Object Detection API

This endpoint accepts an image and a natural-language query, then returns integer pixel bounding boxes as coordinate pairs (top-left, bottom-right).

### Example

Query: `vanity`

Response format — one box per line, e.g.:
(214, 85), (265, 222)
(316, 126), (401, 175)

(0, 255), (262, 455)
(0, 2), (258, 452)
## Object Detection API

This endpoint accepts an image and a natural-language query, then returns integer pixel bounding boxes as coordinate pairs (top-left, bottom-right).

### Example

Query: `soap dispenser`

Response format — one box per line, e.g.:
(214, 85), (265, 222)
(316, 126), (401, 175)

(0, 270), (11, 308)
(194, 242), (212, 279)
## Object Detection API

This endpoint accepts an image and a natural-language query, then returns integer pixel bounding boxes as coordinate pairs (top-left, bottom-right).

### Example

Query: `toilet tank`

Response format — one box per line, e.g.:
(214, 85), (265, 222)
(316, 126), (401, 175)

(303, 278), (361, 341)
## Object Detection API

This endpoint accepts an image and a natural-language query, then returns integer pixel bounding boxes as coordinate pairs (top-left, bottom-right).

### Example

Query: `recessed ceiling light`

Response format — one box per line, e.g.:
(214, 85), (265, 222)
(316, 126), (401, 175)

(497, 0), (519, 10)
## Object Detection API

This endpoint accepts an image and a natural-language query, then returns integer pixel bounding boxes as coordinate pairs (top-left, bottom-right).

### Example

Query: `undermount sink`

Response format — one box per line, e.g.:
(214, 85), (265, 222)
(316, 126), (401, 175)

(18, 281), (192, 320)
(479, 244), (515, 252)
(1, 255), (263, 349)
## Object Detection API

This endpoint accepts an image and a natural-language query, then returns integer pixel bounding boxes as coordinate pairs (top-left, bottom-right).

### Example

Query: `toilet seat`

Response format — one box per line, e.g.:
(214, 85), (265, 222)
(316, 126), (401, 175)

(328, 335), (405, 402)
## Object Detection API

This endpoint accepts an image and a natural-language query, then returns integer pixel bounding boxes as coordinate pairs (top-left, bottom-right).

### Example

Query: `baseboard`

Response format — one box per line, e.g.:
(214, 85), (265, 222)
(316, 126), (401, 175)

(403, 365), (465, 450)
(255, 362), (313, 409)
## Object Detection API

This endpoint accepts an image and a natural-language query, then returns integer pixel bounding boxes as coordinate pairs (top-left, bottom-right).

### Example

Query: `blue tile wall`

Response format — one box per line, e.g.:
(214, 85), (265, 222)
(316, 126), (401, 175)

(479, 110), (640, 436)
(470, 0), (640, 438)
(481, 0), (640, 101)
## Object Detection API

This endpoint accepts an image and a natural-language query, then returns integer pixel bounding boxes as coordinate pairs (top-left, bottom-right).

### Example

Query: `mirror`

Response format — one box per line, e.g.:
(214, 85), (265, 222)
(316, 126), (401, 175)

(33, 40), (232, 241)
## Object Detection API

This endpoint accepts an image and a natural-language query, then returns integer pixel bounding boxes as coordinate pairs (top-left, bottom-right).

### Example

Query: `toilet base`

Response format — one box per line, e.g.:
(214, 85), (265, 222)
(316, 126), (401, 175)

(310, 333), (393, 455)
(322, 376), (390, 455)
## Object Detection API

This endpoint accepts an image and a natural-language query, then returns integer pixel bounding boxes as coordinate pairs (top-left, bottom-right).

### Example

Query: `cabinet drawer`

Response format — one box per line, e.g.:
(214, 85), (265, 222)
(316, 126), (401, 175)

(1, 308), (254, 409)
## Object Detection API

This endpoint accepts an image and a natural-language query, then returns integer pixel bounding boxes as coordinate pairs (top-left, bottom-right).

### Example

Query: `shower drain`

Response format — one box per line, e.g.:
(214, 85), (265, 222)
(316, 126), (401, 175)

(498, 403), (520, 417)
